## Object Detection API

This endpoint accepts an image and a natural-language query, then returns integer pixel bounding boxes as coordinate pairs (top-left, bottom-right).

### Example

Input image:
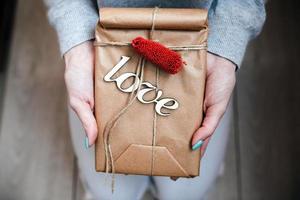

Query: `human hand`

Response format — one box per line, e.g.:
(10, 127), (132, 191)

(192, 52), (236, 157)
(64, 41), (97, 148)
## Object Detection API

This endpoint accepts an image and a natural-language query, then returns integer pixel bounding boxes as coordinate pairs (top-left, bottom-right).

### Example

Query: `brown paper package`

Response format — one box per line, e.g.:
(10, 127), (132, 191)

(94, 8), (208, 177)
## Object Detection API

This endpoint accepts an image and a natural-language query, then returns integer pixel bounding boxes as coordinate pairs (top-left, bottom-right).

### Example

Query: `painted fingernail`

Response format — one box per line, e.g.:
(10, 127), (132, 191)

(84, 136), (90, 149)
(192, 140), (203, 151)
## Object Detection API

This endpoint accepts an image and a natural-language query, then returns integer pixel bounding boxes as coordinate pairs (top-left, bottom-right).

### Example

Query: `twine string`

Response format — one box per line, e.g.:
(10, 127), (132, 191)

(102, 56), (145, 192)
(150, 7), (159, 176)
(95, 41), (207, 51)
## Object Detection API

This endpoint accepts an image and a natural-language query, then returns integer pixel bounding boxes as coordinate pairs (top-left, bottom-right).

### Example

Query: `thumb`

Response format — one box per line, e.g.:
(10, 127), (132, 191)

(192, 104), (225, 150)
(70, 98), (98, 147)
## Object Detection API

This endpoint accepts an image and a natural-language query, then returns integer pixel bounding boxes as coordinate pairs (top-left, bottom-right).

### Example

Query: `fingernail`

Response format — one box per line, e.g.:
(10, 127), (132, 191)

(192, 140), (203, 151)
(84, 136), (90, 149)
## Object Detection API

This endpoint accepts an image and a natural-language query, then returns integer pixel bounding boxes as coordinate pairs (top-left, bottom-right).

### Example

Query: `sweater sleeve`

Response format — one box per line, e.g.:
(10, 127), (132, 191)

(207, 0), (266, 67)
(44, 0), (99, 55)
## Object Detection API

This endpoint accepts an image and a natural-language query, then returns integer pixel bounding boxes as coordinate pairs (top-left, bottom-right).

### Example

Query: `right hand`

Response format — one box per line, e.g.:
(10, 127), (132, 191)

(64, 41), (98, 147)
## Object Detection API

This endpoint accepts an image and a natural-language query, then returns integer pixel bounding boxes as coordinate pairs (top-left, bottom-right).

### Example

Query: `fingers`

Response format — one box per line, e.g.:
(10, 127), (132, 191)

(70, 98), (98, 147)
(192, 103), (225, 150)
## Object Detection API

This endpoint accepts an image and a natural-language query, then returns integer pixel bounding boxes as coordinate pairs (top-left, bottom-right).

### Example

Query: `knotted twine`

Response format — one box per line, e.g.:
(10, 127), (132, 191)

(94, 7), (207, 192)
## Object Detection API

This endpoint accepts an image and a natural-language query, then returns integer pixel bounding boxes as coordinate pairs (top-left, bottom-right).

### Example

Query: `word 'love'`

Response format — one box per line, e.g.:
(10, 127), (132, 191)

(104, 56), (179, 116)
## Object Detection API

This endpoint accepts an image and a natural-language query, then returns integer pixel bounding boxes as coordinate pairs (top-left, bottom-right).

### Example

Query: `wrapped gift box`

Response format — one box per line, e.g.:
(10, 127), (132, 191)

(94, 7), (208, 177)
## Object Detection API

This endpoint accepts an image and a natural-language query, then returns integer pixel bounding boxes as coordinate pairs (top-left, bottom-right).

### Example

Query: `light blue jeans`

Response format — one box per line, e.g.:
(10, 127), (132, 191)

(68, 100), (233, 200)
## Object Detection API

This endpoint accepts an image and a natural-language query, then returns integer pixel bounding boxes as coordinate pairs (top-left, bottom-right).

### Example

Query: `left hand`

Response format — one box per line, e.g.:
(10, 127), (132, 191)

(192, 52), (236, 157)
(64, 41), (98, 147)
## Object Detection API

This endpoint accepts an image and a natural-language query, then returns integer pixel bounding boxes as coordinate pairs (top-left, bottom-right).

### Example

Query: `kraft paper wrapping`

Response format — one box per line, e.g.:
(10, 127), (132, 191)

(94, 8), (208, 177)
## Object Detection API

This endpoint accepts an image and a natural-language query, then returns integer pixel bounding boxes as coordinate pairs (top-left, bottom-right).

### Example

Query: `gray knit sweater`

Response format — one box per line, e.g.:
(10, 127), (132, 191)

(44, 0), (266, 67)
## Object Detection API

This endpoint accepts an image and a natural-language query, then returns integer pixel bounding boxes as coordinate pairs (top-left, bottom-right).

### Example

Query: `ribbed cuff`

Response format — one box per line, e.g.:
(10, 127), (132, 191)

(207, 15), (251, 68)
(47, 1), (98, 55)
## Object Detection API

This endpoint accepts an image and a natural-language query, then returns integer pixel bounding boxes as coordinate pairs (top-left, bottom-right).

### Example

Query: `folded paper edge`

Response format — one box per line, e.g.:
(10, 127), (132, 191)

(99, 8), (208, 31)
(113, 144), (190, 177)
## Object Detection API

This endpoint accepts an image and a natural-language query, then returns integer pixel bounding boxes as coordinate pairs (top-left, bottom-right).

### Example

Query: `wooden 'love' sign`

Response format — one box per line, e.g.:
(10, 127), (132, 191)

(103, 56), (179, 116)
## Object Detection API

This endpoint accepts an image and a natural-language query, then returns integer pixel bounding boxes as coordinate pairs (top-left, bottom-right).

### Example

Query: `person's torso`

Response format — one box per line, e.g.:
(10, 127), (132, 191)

(97, 0), (212, 9)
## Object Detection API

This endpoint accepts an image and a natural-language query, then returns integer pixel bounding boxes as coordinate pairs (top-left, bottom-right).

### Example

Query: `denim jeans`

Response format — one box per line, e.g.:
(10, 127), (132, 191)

(68, 100), (233, 200)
